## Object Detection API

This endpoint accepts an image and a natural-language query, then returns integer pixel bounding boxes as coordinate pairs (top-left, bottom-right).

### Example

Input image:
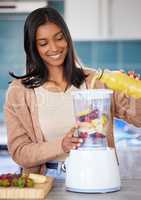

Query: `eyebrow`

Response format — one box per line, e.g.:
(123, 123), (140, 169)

(36, 31), (63, 41)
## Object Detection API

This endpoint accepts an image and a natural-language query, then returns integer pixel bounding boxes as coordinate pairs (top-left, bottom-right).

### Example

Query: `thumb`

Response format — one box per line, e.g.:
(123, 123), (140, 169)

(67, 127), (77, 138)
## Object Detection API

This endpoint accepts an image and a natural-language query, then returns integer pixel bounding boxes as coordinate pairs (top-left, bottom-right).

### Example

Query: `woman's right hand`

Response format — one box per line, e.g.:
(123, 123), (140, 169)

(62, 127), (83, 153)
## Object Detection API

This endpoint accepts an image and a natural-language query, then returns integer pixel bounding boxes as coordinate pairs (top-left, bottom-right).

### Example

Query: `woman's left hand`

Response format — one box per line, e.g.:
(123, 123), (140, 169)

(62, 127), (83, 153)
(127, 71), (140, 80)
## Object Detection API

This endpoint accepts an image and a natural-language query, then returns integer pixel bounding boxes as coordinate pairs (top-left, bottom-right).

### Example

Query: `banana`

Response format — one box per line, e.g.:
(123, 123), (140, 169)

(28, 173), (47, 184)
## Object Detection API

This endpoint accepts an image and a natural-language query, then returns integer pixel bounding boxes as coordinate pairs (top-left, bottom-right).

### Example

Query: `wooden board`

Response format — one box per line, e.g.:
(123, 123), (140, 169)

(0, 176), (54, 199)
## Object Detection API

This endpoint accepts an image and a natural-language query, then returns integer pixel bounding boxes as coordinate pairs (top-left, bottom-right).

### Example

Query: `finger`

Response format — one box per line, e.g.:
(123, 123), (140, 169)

(71, 137), (83, 143)
(64, 143), (77, 152)
(67, 127), (77, 138)
(127, 70), (135, 75)
(128, 71), (140, 80)
(66, 130), (75, 138)
(65, 138), (82, 151)
(127, 71), (136, 78)
(70, 126), (77, 132)
(67, 133), (73, 138)
(135, 74), (140, 80)
(71, 143), (80, 150)
(135, 76), (140, 80)
(63, 143), (73, 153)
(72, 145), (77, 150)
(74, 124), (80, 128)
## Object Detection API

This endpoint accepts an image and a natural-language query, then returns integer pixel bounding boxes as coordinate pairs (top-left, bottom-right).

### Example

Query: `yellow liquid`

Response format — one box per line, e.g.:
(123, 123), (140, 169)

(100, 70), (141, 98)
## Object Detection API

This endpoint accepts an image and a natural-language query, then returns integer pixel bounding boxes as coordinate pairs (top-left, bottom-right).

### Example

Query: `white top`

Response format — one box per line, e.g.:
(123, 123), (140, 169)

(35, 83), (87, 160)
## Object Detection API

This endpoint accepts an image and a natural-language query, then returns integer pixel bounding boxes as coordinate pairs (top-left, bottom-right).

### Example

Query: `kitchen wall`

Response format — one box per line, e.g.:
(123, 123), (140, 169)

(75, 41), (141, 73)
(0, 14), (26, 156)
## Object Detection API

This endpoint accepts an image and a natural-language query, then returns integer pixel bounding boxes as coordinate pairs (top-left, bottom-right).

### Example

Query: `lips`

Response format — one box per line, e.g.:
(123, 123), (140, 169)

(48, 53), (62, 60)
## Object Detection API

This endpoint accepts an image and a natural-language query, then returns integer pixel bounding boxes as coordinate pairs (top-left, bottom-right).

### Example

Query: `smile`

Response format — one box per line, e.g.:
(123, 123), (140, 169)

(48, 53), (62, 59)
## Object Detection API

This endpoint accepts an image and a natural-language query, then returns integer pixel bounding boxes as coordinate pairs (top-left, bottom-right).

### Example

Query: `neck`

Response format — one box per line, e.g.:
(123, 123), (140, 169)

(43, 64), (70, 92)
(47, 66), (69, 93)
(48, 66), (64, 84)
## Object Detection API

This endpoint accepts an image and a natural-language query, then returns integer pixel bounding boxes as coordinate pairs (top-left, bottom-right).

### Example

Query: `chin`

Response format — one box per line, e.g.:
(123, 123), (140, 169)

(47, 60), (65, 67)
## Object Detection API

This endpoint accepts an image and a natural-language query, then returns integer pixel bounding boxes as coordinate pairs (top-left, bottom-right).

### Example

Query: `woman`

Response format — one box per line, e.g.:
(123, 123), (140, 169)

(4, 6), (141, 176)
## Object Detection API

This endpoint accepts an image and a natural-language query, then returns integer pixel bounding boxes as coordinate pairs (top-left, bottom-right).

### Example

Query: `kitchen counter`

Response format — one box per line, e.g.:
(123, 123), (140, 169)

(47, 179), (141, 200)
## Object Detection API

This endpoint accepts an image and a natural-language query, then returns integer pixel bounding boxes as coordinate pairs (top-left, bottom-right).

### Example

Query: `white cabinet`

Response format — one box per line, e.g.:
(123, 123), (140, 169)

(110, 0), (141, 39)
(65, 0), (141, 40)
(65, 0), (108, 40)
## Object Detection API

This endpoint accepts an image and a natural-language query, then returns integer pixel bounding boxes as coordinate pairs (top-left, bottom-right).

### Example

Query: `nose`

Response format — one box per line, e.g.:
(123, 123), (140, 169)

(48, 40), (58, 51)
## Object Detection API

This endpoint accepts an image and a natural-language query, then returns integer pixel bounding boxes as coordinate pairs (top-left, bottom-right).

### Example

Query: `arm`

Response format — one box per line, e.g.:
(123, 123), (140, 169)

(113, 91), (141, 127)
(4, 81), (82, 169)
(4, 81), (64, 168)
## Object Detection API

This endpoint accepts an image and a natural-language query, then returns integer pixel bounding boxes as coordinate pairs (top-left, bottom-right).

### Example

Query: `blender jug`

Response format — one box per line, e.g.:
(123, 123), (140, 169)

(72, 89), (113, 148)
(65, 89), (121, 193)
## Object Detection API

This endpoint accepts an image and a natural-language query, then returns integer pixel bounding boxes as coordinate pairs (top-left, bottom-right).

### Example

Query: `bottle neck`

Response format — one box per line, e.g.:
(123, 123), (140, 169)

(97, 68), (105, 80)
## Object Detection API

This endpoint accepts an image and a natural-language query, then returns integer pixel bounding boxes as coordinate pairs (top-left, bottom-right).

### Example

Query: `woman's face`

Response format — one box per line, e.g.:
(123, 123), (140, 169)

(36, 22), (68, 69)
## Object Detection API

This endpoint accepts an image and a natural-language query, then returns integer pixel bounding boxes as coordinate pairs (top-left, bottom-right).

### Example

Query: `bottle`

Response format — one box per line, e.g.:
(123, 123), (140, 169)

(96, 69), (141, 98)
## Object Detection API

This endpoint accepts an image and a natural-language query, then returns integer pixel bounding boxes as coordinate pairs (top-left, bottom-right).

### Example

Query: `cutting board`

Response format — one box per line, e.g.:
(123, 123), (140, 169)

(0, 176), (54, 199)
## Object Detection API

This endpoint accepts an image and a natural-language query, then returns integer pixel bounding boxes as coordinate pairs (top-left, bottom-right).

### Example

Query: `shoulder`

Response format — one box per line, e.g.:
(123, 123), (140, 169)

(7, 79), (25, 96)
(5, 79), (31, 105)
(8, 79), (24, 88)
(82, 66), (106, 89)
(83, 66), (97, 79)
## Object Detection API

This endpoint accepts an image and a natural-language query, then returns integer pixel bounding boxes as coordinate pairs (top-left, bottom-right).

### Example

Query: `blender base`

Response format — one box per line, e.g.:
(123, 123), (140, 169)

(66, 186), (120, 193)
(65, 148), (121, 194)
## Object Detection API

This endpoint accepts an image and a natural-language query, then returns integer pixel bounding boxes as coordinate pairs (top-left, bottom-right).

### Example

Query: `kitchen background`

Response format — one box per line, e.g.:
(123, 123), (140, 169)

(0, 0), (141, 178)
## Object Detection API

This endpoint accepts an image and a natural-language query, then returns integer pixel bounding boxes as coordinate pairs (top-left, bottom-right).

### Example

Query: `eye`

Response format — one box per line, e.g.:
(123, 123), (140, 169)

(56, 33), (64, 40)
(38, 42), (48, 47)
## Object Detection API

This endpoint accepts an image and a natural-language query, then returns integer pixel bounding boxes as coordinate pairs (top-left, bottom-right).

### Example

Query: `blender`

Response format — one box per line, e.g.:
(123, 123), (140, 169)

(65, 89), (121, 193)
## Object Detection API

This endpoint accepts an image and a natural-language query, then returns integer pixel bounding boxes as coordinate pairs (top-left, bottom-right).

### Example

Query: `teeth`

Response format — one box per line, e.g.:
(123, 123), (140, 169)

(49, 54), (61, 59)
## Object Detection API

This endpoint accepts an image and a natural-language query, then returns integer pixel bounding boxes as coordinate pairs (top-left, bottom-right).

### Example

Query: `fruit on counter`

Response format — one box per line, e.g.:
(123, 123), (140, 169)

(0, 179), (10, 187)
(0, 173), (34, 188)
(26, 177), (35, 187)
(28, 173), (47, 184)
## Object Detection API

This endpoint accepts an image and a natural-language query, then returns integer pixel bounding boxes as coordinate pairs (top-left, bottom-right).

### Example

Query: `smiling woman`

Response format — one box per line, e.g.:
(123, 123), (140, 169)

(5, 6), (87, 176)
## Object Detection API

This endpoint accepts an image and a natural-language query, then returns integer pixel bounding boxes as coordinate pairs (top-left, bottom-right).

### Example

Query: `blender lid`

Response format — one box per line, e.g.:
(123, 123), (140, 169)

(71, 89), (113, 99)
